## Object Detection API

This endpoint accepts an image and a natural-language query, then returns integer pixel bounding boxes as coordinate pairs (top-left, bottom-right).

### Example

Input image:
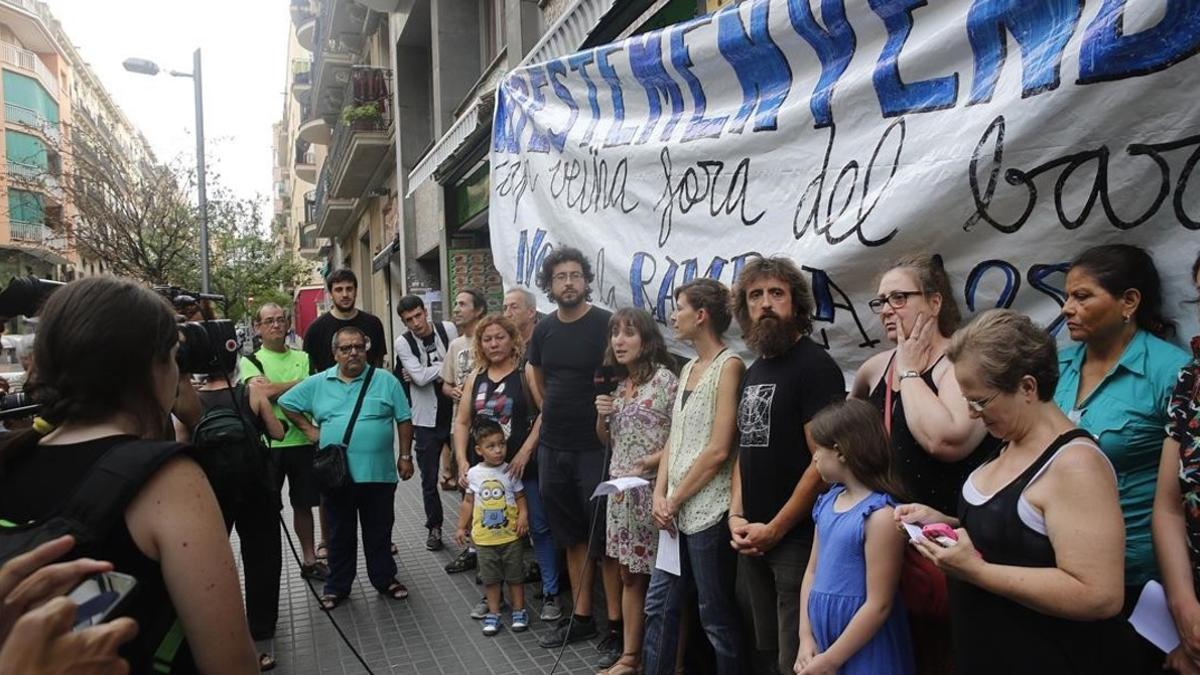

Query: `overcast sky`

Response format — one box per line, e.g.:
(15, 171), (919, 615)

(47, 0), (289, 216)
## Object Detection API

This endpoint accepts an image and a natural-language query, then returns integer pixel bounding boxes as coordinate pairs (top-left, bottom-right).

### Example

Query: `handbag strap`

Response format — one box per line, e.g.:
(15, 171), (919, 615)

(884, 355), (894, 439)
(341, 366), (376, 446)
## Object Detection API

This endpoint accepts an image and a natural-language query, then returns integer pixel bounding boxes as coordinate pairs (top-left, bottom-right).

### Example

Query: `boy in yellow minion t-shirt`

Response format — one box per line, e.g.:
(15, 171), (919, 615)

(456, 418), (528, 636)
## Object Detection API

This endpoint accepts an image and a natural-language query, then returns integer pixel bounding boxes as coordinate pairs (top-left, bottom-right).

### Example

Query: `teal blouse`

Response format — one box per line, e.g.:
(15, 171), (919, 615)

(1054, 329), (1190, 586)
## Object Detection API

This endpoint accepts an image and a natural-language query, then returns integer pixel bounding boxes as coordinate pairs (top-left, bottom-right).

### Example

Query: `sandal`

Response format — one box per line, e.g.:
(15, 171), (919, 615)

(381, 580), (408, 600)
(300, 561), (329, 580)
(440, 469), (458, 491)
(315, 543), (328, 562)
(600, 654), (640, 675)
(318, 594), (344, 611)
(258, 653), (277, 672)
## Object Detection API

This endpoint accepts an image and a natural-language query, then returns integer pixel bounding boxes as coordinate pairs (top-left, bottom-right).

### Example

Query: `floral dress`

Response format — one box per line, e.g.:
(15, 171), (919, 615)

(1166, 337), (1200, 589)
(606, 366), (678, 574)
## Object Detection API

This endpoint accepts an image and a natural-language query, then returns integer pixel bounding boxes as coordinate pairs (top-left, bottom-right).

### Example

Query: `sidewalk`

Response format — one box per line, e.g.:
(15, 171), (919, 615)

(248, 474), (604, 674)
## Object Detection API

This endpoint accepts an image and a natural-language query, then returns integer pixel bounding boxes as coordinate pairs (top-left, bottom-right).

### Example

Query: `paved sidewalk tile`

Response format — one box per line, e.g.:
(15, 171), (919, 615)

(234, 475), (608, 674)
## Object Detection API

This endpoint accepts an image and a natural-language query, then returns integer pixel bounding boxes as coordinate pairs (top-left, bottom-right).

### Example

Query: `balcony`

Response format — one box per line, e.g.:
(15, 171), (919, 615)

(9, 220), (66, 253)
(310, 14), (354, 122)
(0, 41), (57, 98)
(4, 102), (59, 145)
(327, 112), (392, 200)
(294, 139), (316, 183)
(291, 59), (312, 104)
(290, 0), (314, 27)
(296, 15), (316, 52)
(6, 160), (62, 204)
(314, 163), (353, 239)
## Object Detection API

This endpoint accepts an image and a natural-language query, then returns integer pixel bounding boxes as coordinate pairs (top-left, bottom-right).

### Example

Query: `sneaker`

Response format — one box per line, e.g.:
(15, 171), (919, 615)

(511, 609), (530, 632)
(482, 613), (502, 637)
(470, 596), (509, 619)
(539, 595), (563, 622)
(594, 629), (623, 669)
(537, 616), (598, 648)
(444, 549), (477, 574)
(425, 528), (443, 552)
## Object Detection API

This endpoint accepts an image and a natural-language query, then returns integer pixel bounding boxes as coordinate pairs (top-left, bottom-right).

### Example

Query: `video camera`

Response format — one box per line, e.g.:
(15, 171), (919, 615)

(152, 286), (240, 375)
(0, 277), (64, 319)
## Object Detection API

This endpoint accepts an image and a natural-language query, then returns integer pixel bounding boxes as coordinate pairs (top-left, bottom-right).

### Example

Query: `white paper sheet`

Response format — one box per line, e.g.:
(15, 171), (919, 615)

(591, 476), (650, 498)
(901, 522), (924, 542)
(1129, 581), (1180, 654)
(655, 529), (681, 576)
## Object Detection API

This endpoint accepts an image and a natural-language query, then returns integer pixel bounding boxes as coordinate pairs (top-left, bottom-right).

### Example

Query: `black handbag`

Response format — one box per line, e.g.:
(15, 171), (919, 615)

(312, 366), (375, 493)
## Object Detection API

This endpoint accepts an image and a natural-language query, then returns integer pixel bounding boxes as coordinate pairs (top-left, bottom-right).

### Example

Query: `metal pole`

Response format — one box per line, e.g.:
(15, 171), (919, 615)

(193, 48), (210, 293)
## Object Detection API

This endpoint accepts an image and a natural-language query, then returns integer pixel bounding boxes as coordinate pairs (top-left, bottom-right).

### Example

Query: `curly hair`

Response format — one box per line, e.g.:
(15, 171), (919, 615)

(536, 246), (594, 303)
(603, 308), (675, 385)
(731, 256), (814, 335)
(471, 314), (524, 368)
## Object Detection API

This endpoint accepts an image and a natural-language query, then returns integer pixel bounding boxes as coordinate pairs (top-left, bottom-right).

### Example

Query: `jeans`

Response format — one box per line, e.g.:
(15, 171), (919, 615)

(414, 426), (448, 529)
(737, 534), (811, 675)
(643, 520), (744, 675)
(323, 482), (398, 597)
(522, 473), (560, 597)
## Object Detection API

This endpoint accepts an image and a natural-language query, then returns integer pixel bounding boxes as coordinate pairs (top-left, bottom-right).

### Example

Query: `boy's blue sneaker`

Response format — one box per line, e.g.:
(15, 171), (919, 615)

(482, 613), (502, 636)
(511, 609), (529, 632)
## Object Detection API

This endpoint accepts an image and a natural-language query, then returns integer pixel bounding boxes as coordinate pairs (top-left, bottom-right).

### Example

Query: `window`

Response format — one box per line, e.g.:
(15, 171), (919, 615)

(482, 0), (506, 63)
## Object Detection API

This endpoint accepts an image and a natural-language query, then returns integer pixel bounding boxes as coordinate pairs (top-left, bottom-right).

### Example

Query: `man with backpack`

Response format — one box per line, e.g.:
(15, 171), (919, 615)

(394, 295), (458, 552)
(241, 303), (328, 580)
(193, 354), (285, 669)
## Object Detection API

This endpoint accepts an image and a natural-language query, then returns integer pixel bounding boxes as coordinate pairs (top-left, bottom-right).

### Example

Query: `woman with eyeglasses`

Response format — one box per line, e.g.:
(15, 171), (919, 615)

(852, 255), (997, 516)
(896, 309), (1129, 674)
(851, 254), (997, 674)
(1054, 244), (1189, 671)
(1153, 250), (1200, 675)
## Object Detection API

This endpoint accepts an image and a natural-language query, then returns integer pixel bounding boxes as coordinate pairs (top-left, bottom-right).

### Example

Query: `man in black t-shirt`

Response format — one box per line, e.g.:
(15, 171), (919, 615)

(394, 295), (457, 553)
(527, 247), (621, 658)
(302, 269), (387, 373)
(729, 256), (845, 675)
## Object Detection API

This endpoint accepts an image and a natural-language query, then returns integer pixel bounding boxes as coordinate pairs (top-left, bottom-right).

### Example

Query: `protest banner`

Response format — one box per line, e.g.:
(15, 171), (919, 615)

(489, 0), (1200, 366)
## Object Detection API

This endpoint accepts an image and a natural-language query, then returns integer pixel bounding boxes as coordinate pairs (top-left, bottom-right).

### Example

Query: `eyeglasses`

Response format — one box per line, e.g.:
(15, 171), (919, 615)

(868, 290), (923, 313)
(336, 343), (367, 354)
(552, 272), (585, 283)
(259, 317), (288, 326)
(964, 392), (1000, 413)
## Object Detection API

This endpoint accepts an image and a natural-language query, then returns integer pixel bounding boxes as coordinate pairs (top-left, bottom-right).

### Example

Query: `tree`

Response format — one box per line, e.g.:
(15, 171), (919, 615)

(2, 122), (307, 321)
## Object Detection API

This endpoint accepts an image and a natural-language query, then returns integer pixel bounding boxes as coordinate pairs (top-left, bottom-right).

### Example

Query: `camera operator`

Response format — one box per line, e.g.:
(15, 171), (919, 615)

(0, 276), (258, 674)
(194, 353), (284, 671)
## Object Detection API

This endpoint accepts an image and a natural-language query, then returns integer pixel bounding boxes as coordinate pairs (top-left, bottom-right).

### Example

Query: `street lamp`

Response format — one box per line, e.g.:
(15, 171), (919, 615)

(123, 49), (210, 293)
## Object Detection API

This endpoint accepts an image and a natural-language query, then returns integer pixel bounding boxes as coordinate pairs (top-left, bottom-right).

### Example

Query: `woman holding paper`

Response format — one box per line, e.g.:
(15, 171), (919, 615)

(641, 279), (746, 675)
(1152, 250), (1200, 675)
(594, 307), (677, 675)
(897, 309), (1129, 674)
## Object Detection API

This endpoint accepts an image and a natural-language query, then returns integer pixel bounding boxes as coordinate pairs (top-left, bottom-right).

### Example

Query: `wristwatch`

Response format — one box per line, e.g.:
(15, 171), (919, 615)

(898, 370), (921, 382)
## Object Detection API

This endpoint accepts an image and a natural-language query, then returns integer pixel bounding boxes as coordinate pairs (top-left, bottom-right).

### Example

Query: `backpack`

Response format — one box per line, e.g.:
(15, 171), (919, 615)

(192, 386), (277, 516)
(397, 321), (451, 400)
(0, 439), (186, 566)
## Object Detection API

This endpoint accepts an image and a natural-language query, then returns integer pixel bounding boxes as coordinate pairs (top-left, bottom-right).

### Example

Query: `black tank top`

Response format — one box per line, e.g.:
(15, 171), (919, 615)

(950, 429), (1129, 674)
(868, 352), (997, 513)
(0, 435), (198, 673)
(468, 368), (535, 475)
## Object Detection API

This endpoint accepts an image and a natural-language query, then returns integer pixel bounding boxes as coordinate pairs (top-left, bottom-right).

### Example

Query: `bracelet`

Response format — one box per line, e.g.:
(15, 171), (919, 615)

(727, 513), (745, 521)
(400, 455), (413, 461)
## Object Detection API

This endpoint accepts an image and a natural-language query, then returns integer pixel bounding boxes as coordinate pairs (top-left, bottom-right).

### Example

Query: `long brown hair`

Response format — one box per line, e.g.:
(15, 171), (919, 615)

(809, 399), (908, 500)
(603, 308), (673, 385)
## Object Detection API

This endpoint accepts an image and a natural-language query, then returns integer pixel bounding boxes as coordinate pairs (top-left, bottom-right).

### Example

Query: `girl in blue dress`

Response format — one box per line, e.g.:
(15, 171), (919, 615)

(795, 399), (915, 675)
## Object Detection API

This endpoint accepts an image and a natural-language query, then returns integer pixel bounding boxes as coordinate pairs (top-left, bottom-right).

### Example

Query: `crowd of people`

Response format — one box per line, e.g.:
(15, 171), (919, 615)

(3, 241), (1200, 675)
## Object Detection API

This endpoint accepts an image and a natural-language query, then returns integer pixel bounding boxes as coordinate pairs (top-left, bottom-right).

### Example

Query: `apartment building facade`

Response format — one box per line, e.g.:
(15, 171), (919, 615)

(288, 0), (732, 340)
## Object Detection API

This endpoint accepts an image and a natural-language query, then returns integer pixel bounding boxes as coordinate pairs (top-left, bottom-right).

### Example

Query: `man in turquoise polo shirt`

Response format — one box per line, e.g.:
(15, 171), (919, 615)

(280, 326), (415, 609)
(241, 302), (327, 580)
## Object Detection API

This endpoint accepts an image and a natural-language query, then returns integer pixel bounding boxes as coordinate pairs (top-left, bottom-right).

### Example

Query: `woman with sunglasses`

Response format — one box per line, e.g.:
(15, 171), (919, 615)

(851, 254), (997, 673)
(1055, 244), (1189, 671)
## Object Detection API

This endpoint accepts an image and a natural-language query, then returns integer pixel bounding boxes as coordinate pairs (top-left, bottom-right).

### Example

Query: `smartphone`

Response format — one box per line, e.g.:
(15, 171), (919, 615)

(921, 523), (959, 547)
(68, 571), (137, 631)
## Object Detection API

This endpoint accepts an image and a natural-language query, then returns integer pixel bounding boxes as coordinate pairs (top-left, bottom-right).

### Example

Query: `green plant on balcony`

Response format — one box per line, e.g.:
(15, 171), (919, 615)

(340, 102), (382, 129)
